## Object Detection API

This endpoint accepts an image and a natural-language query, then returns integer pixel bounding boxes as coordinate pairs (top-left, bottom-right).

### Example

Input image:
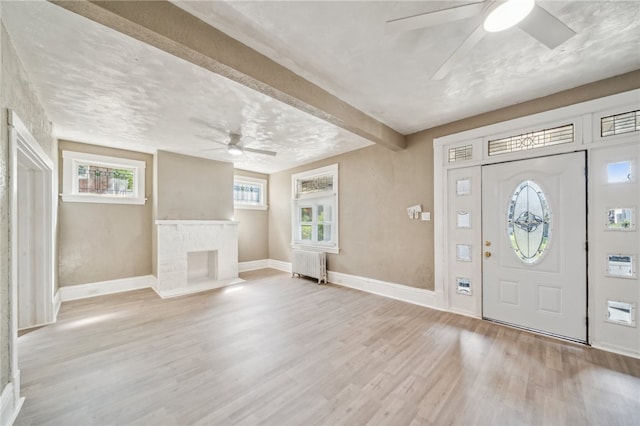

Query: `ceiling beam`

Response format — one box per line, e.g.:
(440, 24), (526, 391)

(50, 0), (406, 151)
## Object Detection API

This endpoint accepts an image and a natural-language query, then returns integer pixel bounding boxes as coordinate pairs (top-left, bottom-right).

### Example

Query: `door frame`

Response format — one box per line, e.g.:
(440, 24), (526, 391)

(432, 89), (639, 351)
(9, 111), (56, 328)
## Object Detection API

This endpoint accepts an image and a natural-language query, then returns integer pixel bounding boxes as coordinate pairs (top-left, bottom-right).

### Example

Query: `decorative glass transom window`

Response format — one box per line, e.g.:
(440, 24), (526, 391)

(291, 164), (339, 253)
(488, 124), (574, 156)
(448, 145), (473, 163)
(507, 180), (551, 264)
(234, 176), (267, 210)
(61, 151), (146, 205)
(601, 110), (640, 137)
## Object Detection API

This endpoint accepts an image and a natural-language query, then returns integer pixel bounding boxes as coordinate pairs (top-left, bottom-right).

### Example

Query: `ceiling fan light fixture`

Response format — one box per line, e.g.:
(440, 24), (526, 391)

(483, 0), (535, 33)
(228, 145), (243, 156)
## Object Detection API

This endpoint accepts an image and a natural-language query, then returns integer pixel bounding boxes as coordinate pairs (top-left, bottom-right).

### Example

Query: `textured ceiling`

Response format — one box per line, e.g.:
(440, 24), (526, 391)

(175, 0), (640, 133)
(2, 1), (373, 174)
(3, 1), (640, 174)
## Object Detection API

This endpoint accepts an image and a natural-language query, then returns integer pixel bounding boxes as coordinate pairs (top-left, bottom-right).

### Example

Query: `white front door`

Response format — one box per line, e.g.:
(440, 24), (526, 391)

(482, 152), (587, 342)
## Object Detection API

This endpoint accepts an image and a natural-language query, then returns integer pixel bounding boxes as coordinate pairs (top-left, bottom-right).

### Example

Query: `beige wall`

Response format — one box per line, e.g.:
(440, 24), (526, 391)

(270, 139), (434, 289)
(57, 141), (153, 286)
(234, 169), (269, 262)
(0, 20), (55, 388)
(269, 71), (640, 291)
(156, 150), (233, 220)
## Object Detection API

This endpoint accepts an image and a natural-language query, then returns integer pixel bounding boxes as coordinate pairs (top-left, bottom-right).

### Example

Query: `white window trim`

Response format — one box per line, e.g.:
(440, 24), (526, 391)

(234, 175), (268, 210)
(291, 163), (339, 254)
(61, 150), (146, 205)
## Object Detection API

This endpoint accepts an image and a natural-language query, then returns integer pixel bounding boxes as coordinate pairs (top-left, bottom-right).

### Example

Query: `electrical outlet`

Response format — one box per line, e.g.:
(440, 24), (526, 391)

(407, 204), (423, 219)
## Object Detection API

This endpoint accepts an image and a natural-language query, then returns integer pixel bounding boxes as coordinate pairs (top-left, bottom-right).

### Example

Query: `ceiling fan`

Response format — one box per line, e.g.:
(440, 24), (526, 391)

(199, 132), (277, 157)
(386, 0), (576, 80)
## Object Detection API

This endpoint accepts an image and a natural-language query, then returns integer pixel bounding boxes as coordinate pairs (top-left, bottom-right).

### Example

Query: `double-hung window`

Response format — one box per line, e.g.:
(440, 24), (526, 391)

(291, 164), (339, 253)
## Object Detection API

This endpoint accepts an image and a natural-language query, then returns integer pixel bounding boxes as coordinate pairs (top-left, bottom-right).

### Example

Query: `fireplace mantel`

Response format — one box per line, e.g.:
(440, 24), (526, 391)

(155, 220), (242, 298)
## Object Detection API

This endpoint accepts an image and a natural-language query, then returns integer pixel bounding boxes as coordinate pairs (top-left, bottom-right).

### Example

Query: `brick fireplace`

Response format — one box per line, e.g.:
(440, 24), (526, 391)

(155, 220), (242, 298)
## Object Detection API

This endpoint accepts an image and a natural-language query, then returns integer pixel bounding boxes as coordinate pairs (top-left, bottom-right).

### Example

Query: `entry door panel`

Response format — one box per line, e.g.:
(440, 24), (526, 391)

(482, 152), (587, 342)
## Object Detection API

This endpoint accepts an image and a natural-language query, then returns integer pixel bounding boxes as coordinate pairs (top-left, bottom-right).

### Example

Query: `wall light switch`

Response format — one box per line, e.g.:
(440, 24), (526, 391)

(421, 212), (431, 221)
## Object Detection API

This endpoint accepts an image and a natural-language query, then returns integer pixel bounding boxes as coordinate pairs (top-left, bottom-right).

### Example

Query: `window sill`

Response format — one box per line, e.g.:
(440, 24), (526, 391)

(291, 243), (339, 254)
(61, 194), (147, 205)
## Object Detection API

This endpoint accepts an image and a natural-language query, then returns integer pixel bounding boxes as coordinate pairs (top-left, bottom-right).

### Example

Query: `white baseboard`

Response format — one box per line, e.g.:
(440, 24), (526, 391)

(448, 307), (481, 319)
(268, 259), (292, 273)
(59, 275), (156, 302)
(1, 372), (24, 426)
(238, 259), (269, 272)
(327, 270), (440, 310)
(592, 341), (640, 360)
(246, 261), (439, 311)
(153, 278), (245, 299)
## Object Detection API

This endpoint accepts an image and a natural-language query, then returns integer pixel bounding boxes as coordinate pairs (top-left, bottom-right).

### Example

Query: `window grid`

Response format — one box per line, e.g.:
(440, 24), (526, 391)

(601, 110), (640, 137)
(299, 207), (313, 241)
(488, 124), (574, 156)
(448, 145), (473, 163)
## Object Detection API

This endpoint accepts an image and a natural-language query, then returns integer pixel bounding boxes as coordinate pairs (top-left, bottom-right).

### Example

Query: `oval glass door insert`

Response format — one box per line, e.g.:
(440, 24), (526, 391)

(507, 180), (551, 264)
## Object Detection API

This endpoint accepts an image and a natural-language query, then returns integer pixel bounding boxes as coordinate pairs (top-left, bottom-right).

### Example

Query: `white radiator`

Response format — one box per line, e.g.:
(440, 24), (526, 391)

(292, 249), (327, 284)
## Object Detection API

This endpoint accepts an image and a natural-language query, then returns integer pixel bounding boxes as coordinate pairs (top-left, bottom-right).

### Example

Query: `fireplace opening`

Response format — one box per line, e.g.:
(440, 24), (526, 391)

(187, 250), (218, 285)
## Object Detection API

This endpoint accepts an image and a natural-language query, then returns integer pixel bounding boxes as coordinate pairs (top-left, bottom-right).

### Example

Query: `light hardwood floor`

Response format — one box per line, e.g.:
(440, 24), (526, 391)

(15, 269), (640, 425)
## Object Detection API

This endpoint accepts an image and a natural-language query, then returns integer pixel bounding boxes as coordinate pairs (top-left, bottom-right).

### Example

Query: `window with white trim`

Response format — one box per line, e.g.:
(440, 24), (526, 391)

(234, 175), (267, 210)
(291, 164), (339, 253)
(61, 150), (146, 205)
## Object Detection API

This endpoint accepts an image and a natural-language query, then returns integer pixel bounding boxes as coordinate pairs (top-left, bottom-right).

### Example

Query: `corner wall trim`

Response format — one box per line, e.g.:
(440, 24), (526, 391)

(327, 270), (440, 310)
(59, 275), (156, 302)
(0, 373), (24, 426)
(238, 259), (269, 272)
(53, 290), (62, 321)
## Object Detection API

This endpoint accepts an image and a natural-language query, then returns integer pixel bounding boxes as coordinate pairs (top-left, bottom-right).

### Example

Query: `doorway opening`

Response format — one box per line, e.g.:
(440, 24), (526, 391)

(10, 111), (56, 331)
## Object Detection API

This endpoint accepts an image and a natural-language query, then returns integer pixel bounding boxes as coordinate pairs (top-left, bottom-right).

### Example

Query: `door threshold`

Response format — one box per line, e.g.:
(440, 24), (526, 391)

(483, 317), (588, 345)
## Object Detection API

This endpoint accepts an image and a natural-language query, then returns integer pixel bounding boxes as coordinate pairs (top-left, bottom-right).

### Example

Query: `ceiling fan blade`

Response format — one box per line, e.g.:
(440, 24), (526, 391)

(386, 1), (485, 34)
(432, 24), (486, 80)
(243, 147), (277, 156)
(517, 4), (575, 49)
